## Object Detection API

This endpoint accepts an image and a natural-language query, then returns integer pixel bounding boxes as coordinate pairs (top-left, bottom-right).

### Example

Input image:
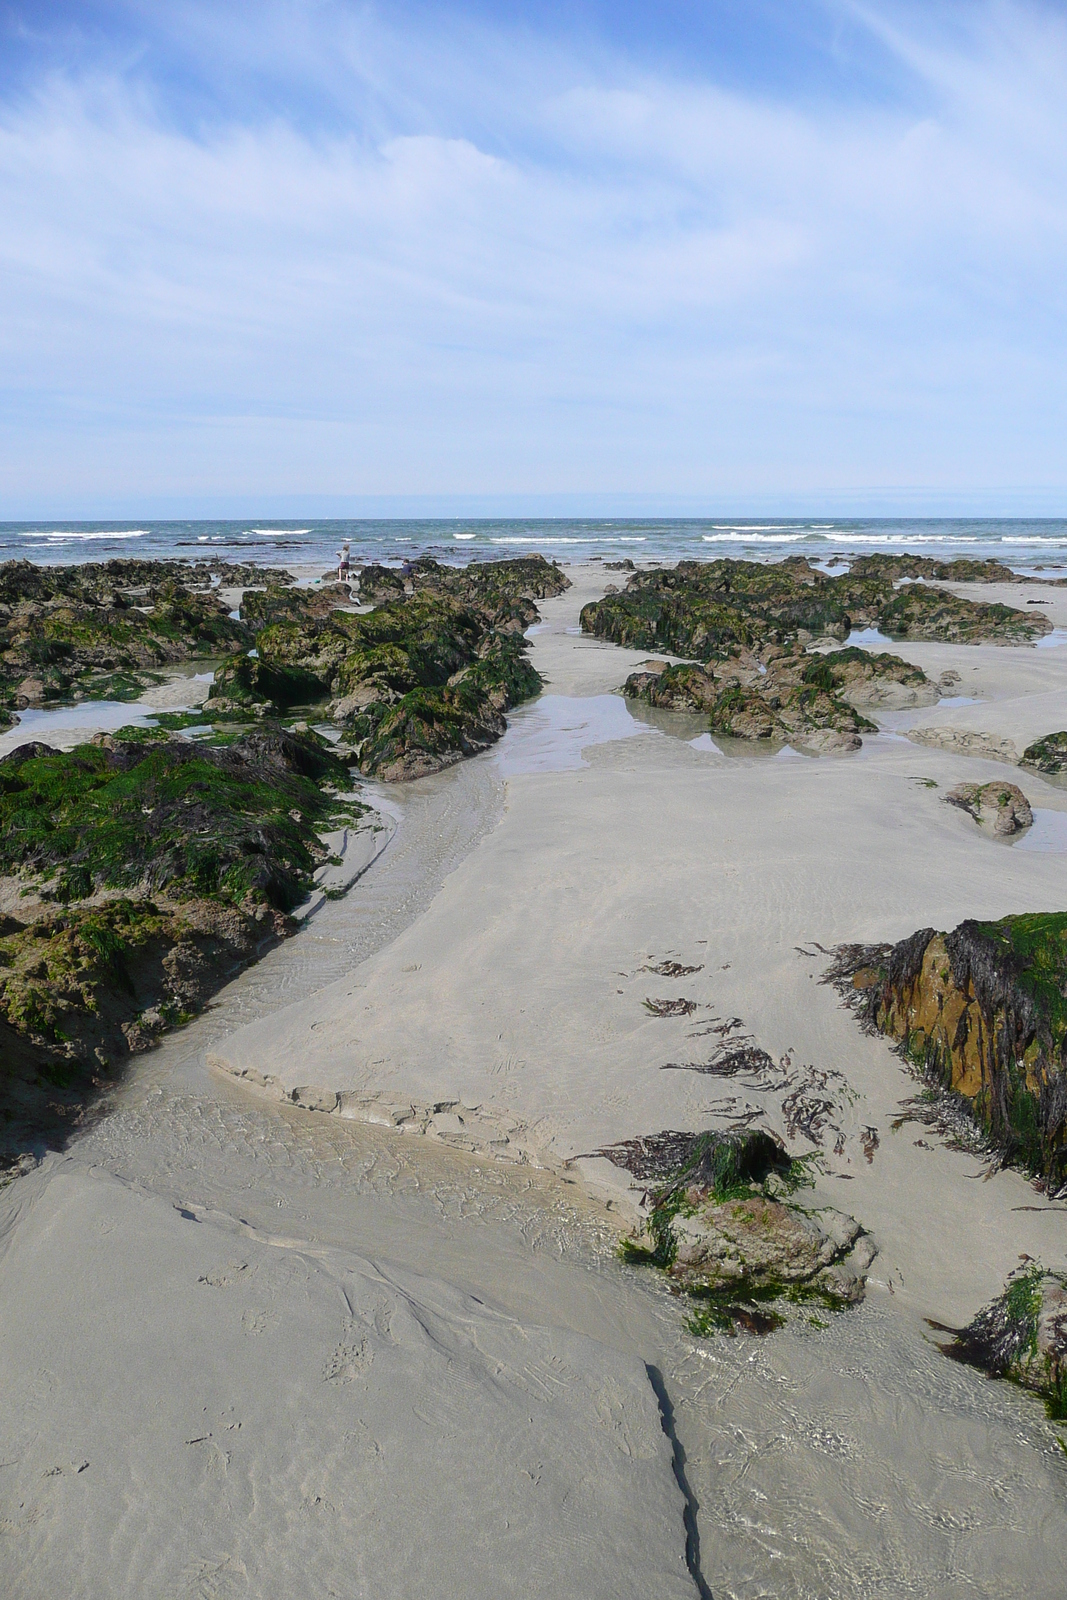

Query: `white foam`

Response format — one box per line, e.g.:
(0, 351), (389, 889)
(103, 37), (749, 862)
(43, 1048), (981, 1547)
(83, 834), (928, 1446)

(22, 530), (148, 541)
(703, 533), (805, 543)
(250, 528), (310, 536)
(489, 536), (647, 545)
(455, 534), (478, 540)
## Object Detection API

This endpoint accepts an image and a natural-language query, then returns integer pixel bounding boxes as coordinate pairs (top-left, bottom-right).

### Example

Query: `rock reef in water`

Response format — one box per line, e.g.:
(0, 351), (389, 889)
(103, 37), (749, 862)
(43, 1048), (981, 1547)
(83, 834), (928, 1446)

(624, 645), (938, 750)
(0, 559), (255, 708)
(604, 1128), (874, 1335)
(828, 915), (1067, 1189)
(941, 1263), (1067, 1416)
(0, 727), (362, 1157)
(582, 554), (1050, 661)
(223, 555), (569, 778)
(945, 781), (1033, 835)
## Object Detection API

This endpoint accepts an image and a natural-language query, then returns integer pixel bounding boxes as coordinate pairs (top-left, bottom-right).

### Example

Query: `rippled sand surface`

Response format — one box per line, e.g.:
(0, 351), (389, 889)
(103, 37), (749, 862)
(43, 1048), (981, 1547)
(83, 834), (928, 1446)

(2, 566), (1067, 1596)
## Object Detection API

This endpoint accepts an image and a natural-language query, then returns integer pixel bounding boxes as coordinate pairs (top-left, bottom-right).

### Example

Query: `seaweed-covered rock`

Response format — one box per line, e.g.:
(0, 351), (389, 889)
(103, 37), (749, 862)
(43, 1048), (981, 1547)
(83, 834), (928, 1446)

(943, 1263), (1067, 1414)
(945, 781), (1033, 835)
(0, 728), (356, 911)
(208, 652), (327, 712)
(1021, 731), (1067, 774)
(0, 725), (365, 1159)
(624, 646), (892, 749)
(810, 645), (936, 709)
(240, 583), (352, 633)
(582, 556), (1049, 661)
(845, 553), (1032, 585)
(608, 1128), (874, 1335)
(350, 632), (542, 780)
(834, 914), (1067, 1186)
(623, 662), (721, 712)
(252, 579), (548, 779)
(0, 563), (252, 706)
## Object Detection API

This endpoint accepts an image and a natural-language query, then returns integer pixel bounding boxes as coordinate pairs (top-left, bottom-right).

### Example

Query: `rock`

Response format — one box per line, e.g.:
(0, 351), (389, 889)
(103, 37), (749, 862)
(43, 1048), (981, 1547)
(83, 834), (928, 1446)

(612, 1128), (875, 1334)
(827, 913), (1067, 1187)
(907, 726), (1019, 763)
(581, 555), (1048, 659)
(0, 707), (18, 731)
(15, 678), (45, 707)
(669, 1194), (869, 1304)
(945, 781), (1033, 835)
(943, 1265), (1067, 1407)
(797, 728), (862, 754)
(1021, 731), (1067, 774)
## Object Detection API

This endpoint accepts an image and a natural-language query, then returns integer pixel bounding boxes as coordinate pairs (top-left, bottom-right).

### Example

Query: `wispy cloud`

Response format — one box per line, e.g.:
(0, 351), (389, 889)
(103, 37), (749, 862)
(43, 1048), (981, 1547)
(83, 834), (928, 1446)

(1, 0), (1065, 512)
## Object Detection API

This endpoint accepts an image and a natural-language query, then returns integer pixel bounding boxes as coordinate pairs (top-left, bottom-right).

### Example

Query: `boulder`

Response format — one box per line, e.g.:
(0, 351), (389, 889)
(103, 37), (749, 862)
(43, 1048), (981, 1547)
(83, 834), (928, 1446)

(943, 1265), (1067, 1407)
(1021, 731), (1067, 774)
(945, 781), (1033, 835)
(908, 726), (1019, 763)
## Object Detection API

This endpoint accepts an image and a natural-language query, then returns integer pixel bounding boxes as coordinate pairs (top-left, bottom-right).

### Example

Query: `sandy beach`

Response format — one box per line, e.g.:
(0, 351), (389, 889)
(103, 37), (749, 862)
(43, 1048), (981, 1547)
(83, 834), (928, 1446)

(2, 560), (1067, 1596)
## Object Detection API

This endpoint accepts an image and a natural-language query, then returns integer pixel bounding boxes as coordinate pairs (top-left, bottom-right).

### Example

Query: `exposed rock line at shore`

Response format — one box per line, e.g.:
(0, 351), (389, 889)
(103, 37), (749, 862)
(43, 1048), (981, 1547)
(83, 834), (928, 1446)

(580, 555), (1052, 666)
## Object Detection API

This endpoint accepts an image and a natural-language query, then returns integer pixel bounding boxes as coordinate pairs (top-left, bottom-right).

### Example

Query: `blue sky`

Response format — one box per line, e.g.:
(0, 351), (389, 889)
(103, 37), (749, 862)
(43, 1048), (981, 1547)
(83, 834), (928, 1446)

(2, 0), (1066, 516)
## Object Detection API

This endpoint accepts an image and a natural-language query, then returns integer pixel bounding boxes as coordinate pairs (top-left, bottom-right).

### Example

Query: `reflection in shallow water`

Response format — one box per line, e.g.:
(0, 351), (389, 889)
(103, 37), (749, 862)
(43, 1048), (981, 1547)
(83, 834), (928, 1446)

(844, 626), (896, 648)
(1011, 807), (1067, 852)
(0, 698), (160, 755)
(493, 693), (650, 775)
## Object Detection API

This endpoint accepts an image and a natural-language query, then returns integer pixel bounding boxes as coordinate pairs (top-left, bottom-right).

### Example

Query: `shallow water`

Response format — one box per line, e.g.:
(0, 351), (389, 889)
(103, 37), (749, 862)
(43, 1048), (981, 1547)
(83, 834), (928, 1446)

(493, 693), (651, 776)
(1010, 807), (1067, 853)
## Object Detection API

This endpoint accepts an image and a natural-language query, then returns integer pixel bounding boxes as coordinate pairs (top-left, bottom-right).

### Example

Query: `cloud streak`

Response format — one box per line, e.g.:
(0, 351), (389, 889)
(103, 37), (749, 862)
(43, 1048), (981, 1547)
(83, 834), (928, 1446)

(1, 0), (1065, 512)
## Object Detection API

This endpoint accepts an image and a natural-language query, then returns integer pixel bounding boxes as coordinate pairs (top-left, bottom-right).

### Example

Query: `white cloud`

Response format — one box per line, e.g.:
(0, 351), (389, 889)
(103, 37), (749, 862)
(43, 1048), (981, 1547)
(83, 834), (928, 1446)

(0, 0), (1066, 507)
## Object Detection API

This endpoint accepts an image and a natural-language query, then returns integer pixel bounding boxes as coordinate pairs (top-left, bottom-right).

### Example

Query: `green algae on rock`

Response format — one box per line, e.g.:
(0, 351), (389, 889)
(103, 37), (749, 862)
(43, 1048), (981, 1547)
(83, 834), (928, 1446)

(0, 726), (367, 1160)
(622, 645), (934, 749)
(945, 781), (1033, 835)
(940, 1263), (1067, 1419)
(828, 915), (1067, 1189)
(603, 1128), (874, 1335)
(582, 556), (1050, 663)
(0, 559), (253, 708)
(0, 728), (355, 909)
(1021, 732), (1067, 774)
(234, 557), (567, 778)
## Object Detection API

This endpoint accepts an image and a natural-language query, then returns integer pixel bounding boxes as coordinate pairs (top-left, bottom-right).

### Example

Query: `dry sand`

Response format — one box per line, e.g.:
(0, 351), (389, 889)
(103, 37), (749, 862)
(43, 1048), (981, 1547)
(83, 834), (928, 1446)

(2, 561), (1067, 1597)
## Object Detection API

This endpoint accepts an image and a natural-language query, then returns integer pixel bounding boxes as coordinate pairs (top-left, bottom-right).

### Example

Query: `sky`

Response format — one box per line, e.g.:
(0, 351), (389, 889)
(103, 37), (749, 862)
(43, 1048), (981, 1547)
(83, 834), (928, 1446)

(1, 0), (1066, 517)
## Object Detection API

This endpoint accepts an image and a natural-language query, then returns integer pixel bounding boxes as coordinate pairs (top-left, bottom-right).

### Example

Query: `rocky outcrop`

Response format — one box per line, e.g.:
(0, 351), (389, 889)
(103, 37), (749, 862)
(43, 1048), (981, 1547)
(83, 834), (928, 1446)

(582, 556), (1050, 660)
(1021, 732), (1067, 774)
(945, 781), (1033, 835)
(942, 1264), (1067, 1415)
(829, 915), (1067, 1188)
(249, 582), (550, 779)
(907, 727), (1019, 763)
(606, 1128), (874, 1335)
(0, 726), (367, 1163)
(623, 645), (937, 751)
(0, 562), (252, 708)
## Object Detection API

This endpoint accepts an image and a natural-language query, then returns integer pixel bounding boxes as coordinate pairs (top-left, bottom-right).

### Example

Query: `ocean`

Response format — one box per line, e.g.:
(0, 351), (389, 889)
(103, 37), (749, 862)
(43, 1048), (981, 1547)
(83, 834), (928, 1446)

(3, 517), (1067, 575)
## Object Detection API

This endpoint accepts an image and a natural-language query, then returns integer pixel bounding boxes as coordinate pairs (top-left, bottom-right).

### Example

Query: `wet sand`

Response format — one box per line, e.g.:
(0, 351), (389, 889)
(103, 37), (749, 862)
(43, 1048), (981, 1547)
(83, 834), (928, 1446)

(2, 563), (1067, 1595)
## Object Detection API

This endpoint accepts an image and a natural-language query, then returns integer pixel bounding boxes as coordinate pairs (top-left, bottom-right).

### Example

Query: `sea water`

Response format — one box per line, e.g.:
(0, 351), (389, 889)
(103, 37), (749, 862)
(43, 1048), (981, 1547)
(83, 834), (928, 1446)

(5, 517), (1067, 575)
